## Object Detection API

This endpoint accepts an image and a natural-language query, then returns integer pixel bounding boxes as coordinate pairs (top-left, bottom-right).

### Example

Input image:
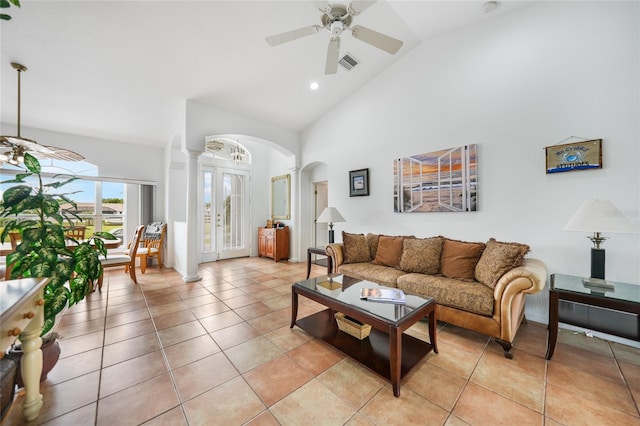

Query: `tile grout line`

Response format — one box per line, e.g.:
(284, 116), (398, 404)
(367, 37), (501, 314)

(93, 274), (111, 425)
(609, 341), (640, 418)
(136, 275), (190, 424)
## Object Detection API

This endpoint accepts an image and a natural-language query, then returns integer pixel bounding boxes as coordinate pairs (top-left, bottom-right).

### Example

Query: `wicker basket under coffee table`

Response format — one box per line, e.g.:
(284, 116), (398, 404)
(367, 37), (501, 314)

(291, 274), (437, 397)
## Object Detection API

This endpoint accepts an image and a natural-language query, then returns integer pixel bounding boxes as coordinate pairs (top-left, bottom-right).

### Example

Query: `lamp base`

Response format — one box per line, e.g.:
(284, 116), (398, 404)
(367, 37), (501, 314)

(582, 277), (615, 295)
(328, 229), (335, 244)
(591, 248), (605, 280)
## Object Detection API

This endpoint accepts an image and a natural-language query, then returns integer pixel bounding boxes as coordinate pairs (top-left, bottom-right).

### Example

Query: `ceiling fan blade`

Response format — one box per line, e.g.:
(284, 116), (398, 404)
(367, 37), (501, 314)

(351, 25), (403, 54)
(349, 0), (376, 16)
(325, 37), (340, 75)
(312, 1), (331, 13)
(33, 146), (85, 162)
(1, 136), (55, 154)
(266, 25), (320, 47)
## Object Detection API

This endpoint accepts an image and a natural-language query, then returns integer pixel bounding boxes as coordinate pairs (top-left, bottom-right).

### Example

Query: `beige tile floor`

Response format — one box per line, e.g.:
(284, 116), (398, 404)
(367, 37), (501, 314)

(3, 257), (639, 425)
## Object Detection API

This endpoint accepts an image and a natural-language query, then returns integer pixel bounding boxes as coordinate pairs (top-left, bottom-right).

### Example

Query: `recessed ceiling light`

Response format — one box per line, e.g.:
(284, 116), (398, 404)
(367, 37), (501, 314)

(310, 81), (319, 91)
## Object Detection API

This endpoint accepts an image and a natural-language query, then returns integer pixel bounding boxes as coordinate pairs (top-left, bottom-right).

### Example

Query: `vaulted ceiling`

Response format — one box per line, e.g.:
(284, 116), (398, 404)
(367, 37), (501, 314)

(0, 1), (530, 148)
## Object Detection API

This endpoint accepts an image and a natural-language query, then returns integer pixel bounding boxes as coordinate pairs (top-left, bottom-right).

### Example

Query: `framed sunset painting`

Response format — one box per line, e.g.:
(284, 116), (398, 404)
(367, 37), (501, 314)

(393, 144), (478, 213)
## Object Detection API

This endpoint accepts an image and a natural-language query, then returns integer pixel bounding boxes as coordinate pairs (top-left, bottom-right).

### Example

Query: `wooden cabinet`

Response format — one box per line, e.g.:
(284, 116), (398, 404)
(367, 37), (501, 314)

(258, 227), (289, 262)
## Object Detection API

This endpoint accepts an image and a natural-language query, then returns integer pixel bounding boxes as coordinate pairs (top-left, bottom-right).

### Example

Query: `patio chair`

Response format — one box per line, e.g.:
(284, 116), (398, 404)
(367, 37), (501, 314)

(64, 225), (86, 240)
(125, 222), (166, 274)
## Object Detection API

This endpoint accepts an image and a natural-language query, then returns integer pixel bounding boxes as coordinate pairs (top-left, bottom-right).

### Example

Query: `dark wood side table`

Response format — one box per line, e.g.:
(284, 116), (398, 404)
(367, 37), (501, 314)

(306, 247), (333, 279)
(546, 273), (640, 360)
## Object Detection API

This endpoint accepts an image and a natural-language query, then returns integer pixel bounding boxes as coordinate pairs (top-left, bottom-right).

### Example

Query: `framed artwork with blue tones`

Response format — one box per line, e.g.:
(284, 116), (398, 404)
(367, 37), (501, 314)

(546, 139), (602, 174)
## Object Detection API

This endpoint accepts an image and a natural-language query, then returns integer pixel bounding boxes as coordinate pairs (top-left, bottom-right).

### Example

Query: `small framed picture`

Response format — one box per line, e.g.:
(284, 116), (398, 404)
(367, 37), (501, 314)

(349, 168), (369, 197)
(545, 139), (602, 174)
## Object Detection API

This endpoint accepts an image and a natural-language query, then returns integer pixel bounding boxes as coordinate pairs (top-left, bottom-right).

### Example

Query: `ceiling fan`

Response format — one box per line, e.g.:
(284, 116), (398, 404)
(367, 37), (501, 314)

(265, 0), (403, 74)
(0, 62), (85, 165)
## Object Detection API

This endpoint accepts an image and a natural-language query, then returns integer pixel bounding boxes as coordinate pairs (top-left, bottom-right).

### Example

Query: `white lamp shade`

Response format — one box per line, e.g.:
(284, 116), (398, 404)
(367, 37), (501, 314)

(564, 200), (637, 233)
(317, 207), (346, 224)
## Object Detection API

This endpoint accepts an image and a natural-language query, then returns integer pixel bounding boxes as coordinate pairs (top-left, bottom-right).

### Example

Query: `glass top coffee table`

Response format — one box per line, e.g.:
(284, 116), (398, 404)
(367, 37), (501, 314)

(291, 274), (437, 397)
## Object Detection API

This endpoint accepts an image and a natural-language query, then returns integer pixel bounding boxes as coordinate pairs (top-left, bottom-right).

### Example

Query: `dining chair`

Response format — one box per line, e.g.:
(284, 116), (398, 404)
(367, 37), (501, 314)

(125, 222), (166, 274)
(64, 225), (86, 240)
(96, 225), (145, 291)
(8, 232), (21, 250)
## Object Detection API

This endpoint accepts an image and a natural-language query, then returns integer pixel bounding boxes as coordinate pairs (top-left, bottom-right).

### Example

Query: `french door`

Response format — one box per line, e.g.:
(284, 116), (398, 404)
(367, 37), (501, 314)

(200, 166), (250, 262)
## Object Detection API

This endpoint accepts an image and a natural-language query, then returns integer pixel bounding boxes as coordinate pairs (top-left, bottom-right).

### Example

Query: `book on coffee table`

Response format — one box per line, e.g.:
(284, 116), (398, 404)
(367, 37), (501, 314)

(360, 288), (406, 304)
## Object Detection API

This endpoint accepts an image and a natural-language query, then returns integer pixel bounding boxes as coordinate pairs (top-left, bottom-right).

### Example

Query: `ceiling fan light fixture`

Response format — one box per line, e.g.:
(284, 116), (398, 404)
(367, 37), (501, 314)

(330, 20), (343, 36)
(265, 1), (403, 75)
(1, 62), (85, 165)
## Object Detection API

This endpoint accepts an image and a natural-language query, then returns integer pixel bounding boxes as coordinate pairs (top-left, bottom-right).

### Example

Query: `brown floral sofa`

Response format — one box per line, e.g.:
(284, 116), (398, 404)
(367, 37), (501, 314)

(325, 232), (548, 358)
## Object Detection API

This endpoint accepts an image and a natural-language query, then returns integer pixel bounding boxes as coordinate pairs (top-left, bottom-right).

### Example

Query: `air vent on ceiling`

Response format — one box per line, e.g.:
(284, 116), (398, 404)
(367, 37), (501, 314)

(339, 53), (359, 71)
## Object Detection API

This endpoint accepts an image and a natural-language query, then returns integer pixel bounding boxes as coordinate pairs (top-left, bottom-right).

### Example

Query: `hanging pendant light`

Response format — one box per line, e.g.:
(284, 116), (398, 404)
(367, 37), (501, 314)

(0, 62), (85, 164)
(230, 140), (246, 164)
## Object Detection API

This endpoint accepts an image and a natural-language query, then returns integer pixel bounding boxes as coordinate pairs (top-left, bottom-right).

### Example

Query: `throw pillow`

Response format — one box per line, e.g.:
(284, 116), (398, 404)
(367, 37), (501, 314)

(398, 237), (444, 275)
(440, 238), (486, 280)
(342, 232), (371, 264)
(475, 238), (530, 288)
(366, 233), (379, 260)
(372, 235), (404, 268)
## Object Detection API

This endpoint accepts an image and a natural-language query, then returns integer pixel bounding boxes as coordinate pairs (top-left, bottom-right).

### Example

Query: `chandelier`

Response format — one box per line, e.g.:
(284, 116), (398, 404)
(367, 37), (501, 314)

(230, 141), (246, 164)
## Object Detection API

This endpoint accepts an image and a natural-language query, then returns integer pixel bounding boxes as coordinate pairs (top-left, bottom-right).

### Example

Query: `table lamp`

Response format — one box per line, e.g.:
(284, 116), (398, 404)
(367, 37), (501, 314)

(563, 200), (637, 283)
(316, 207), (346, 243)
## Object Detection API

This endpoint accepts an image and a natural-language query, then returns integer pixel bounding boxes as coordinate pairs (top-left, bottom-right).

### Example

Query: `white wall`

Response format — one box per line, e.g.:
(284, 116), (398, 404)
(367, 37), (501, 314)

(300, 1), (640, 325)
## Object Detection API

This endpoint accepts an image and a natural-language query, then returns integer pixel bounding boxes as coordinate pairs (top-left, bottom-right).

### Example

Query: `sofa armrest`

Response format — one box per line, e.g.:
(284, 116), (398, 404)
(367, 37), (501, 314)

(493, 258), (548, 341)
(325, 243), (344, 274)
(494, 258), (548, 299)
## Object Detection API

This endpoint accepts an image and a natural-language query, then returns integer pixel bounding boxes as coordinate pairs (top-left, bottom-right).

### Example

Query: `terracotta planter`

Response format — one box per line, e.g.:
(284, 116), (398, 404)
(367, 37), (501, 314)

(6, 337), (61, 388)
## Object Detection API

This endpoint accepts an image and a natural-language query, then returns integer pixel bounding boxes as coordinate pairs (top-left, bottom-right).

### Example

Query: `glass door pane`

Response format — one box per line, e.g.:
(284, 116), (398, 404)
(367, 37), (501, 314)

(200, 167), (216, 262)
(216, 169), (249, 259)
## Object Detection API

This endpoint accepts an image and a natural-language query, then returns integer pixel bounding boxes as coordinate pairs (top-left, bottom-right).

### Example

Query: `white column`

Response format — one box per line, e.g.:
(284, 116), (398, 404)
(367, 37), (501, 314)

(183, 150), (202, 282)
(289, 167), (301, 262)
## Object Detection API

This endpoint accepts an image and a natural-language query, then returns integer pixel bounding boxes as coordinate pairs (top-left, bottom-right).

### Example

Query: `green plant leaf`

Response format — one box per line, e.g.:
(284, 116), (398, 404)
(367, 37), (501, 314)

(75, 254), (102, 278)
(24, 153), (40, 174)
(36, 246), (59, 264)
(46, 175), (78, 189)
(9, 0), (21, 7)
(94, 231), (117, 240)
(14, 219), (38, 230)
(41, 318), (55, 336)
(47, 270), (68, 288)
(1, 173), (31, 184)
(0, 220), (17, 241)
(42, 197), (60, 216)
(68, 276), (89, 306)
(30, 261), (53, 277)
(42, 225), (65, 247)
(58, 194), (77, 208)
(44, 285), (69, 319)
(0, 0), (10, 8)
(92, 237), (106, 254)
(23, 226), (45, 243)
(2, 185), (32, 208)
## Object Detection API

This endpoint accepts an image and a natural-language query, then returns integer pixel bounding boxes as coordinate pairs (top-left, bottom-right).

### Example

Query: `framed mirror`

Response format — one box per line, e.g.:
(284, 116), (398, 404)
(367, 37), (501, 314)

(271, 174), (291, 220)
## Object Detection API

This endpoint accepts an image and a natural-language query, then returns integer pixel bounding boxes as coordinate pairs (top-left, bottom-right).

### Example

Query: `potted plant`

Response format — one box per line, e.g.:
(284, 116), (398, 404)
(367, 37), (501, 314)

(1, 153), (117, 379)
